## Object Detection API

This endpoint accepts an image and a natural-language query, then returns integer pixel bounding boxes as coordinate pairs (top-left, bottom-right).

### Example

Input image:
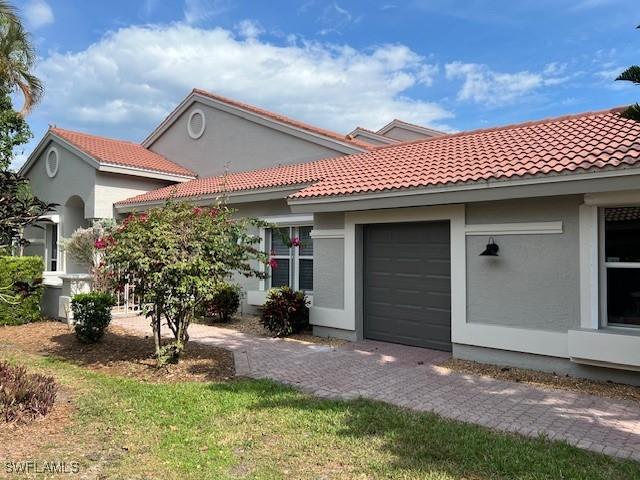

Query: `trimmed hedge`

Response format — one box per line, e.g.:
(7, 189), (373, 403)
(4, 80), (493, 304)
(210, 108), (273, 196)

(71, 292), (115, 343)
(0, 256), (44, 325)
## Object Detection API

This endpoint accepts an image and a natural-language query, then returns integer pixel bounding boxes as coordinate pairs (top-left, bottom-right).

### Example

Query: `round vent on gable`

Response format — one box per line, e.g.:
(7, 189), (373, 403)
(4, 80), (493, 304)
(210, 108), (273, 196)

(187, 109), (206, 139)
(45, 147), (59, 178)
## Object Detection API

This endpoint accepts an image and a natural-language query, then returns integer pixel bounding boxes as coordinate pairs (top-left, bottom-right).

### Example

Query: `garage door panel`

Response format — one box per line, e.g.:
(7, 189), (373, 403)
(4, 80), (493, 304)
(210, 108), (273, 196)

(364, 221), (451, 351)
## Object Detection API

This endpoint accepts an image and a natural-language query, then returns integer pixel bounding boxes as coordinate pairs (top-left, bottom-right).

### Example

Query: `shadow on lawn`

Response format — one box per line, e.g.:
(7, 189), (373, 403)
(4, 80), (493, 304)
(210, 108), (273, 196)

(208, 380), (640, 480)
(24, 323), (236, 382)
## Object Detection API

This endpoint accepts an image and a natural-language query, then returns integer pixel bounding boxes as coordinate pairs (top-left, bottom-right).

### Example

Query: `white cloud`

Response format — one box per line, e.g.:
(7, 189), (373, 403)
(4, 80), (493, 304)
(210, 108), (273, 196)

(183, 0), (230, 24)
(235, 19), (263, 39)
(34, 23), (450, 142)
(444, 62), (569, 105)
(23, 0), (54, 29)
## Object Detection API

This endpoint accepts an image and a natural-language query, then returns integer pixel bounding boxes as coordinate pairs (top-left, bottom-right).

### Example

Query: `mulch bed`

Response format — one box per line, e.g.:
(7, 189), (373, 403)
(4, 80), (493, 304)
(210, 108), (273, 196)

(442, 358), (640, 403)
(197, 314), (347, 348)
(0, 321), (235, 383)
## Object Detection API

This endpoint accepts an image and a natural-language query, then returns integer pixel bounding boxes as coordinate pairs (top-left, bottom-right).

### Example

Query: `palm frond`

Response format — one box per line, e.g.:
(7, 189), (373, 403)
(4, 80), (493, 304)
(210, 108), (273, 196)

(616, 65), (640, 84)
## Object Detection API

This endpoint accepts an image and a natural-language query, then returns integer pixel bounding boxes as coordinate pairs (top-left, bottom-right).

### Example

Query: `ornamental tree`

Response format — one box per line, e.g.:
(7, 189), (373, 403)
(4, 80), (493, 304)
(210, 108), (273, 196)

(101, 201), (269, 365)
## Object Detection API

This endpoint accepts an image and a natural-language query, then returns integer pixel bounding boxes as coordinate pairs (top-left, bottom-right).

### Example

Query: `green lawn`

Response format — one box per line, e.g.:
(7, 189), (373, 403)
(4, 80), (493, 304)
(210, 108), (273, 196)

(6, 352), (640, 480)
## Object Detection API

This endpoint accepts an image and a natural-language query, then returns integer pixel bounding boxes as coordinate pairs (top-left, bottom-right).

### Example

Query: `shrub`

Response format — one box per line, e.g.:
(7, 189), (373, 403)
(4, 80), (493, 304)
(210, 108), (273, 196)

(70, 292), (115, 344)
(200, 283), (241, 323)
(260, 287), (309, 337)
(0, 361), (57, 422)
(0, 256), (43, 325)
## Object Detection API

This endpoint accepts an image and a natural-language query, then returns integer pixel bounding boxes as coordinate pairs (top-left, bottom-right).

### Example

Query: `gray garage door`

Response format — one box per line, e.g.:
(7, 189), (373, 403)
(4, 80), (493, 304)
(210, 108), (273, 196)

(364, 221), (451, 351)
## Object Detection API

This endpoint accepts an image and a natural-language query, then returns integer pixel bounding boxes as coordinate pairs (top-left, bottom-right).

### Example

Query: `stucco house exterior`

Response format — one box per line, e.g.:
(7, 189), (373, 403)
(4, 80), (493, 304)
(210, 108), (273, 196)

(21, 88), (640, 384)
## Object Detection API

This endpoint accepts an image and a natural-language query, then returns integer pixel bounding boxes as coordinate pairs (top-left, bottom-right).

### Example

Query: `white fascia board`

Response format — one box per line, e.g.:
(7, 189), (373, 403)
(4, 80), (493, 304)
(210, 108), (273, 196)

(97, 164), (195, 182)
(142, 92), (366, 155)
(115, 184), (310, 213)
(377, 119), (445, 137)
(347, 128), (398, 145)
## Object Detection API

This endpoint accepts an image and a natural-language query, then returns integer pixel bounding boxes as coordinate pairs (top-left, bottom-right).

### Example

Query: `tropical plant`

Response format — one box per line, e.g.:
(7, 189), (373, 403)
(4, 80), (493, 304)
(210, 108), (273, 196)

(0, 88), (53, 253)
(0, 3), (43, 115)
(0, 361), (57, 422)
(260, 287), (309, 337)
(101, 201), (269, 365)
(0, 170), (55, 252)
(616, 25), (640, 121)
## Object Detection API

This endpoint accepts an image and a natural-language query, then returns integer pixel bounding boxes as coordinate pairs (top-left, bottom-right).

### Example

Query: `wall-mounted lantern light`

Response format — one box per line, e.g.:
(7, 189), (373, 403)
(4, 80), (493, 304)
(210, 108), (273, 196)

(479, 237), (499, 256)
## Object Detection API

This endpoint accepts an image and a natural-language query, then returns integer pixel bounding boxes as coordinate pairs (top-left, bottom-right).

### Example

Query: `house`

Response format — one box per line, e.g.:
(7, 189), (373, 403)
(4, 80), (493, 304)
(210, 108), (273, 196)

(21, 88), (640, 385)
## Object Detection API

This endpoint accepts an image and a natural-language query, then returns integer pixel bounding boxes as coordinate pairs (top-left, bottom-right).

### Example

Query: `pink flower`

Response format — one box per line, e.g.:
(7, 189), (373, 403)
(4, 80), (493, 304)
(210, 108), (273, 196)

(209, 207), (219, 217)
(94, 238), (107, 249)
(290, 237), (301, 247)
(269, 258), (278, 269)
(138, 213), (149, 222)
(193, 207), (203, 215)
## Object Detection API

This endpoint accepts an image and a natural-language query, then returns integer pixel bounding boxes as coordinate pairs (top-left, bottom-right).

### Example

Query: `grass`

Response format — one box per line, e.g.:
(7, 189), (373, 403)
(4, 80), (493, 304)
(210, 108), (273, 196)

(4, 351), (640, 480)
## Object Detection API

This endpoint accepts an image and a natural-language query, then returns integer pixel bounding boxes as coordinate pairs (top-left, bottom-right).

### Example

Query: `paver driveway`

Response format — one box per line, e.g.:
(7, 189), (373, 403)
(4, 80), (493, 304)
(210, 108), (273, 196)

(114, 316), (640, 461)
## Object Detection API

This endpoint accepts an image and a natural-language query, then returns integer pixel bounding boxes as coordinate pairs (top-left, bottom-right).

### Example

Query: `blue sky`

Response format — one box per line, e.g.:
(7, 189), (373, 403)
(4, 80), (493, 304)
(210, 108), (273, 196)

(13, 0), (640, 166)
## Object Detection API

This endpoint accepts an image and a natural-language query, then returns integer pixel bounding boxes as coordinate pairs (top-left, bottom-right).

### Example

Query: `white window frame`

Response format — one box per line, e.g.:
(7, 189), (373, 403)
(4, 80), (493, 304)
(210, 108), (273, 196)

(598, 206), (640, 329)
(41, 215), (61, 274)
(265, 225), (313, 292)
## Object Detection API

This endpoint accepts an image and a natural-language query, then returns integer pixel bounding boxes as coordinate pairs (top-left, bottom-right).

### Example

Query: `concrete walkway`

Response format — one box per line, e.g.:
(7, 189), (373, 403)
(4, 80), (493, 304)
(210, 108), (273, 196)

(114, 316), (640, 461)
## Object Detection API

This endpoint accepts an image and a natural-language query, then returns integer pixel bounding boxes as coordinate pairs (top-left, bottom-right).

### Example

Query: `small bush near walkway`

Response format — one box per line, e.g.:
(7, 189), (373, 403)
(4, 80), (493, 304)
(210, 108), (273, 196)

(199, 283), (241, 323)
(260, 287), (309, 337)
(71, 292), (115, 344)
(0, 361), (57, 422)
(0, 256), (43, 325)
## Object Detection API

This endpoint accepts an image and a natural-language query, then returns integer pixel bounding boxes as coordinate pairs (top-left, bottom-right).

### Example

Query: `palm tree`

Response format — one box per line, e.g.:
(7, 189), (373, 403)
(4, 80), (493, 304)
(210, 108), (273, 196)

(616, 25), (640, 121)
(0, 1), (43, 115)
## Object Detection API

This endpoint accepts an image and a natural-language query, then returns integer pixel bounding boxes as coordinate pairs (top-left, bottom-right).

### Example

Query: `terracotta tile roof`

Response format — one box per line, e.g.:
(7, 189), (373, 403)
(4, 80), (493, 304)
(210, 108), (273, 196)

(192, 89), (373, 150)
(116, 107), (640, 206)
(51, 127), (196, 178)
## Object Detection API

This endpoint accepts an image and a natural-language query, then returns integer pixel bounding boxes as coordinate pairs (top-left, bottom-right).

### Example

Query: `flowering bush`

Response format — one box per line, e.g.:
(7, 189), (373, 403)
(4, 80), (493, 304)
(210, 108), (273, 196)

(61, 219), (115, 291)
(102, 201), (269, 364)
(260, 287), (309, 337)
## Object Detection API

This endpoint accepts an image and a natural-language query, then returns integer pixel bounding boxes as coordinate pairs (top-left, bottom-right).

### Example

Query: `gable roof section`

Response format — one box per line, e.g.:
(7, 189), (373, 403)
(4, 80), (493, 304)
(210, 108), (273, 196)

(117, 107), (640, 207)
(347, 127), (399, 145)
(377, 119), (446, 138)
(51, 128), (196, 177)
(142, 88), (373, 153)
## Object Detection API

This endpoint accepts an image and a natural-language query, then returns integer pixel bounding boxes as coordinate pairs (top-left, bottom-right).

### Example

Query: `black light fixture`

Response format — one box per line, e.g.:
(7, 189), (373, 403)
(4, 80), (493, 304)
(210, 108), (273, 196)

(479, 236), (499, 256)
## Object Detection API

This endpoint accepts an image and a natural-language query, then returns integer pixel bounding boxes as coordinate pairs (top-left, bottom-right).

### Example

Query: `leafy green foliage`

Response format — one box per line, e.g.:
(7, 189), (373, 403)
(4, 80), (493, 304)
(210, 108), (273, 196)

(0, 88), (55, 251)
(0, 255), (42, 324)
(199, 283), (241, 323)
(260, 287), (309, 337)
(0, 361), (57, 422)
(71, 292), (115, 344)
(102, 201), (268, 363)
(615, 28), (640, 121)
(0, 14), (43, 115)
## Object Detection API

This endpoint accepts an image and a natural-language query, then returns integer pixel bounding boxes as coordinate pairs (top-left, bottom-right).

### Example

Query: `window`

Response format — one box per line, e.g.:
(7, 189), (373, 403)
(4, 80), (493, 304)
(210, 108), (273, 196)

(266, 226), (313, 292)
(603, 206), (640, 327)
(49, 223), (58, 271)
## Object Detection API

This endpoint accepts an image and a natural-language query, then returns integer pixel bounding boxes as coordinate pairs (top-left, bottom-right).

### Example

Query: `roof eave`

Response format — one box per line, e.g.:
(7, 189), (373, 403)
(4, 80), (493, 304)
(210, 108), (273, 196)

(287, 165), (640, 213)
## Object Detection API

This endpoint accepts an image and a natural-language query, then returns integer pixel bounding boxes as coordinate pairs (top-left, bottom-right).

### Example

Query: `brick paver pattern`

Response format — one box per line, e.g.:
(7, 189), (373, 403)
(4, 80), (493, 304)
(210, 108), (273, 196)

(114, 316), (640, 461)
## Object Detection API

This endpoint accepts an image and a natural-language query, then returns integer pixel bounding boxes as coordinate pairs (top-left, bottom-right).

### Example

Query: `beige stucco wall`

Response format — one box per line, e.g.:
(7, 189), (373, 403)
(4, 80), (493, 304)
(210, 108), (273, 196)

(94, 172), (173, 219)
(382, 126), (431, 142)
(148, 102), (348, 177)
